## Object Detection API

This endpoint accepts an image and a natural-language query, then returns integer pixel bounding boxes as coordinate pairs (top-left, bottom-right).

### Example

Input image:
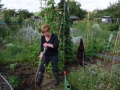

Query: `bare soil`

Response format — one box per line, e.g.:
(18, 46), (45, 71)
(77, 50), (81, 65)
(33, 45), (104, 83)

(0, 61), (65, 90)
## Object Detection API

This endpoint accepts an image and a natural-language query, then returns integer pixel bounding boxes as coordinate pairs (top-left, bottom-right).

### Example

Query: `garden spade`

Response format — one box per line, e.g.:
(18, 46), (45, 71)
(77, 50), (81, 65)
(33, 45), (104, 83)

(35, 47), (47, 89)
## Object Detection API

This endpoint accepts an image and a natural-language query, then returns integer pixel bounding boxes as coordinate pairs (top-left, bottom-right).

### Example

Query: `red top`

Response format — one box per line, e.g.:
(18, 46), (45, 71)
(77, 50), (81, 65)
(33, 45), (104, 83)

(64, 71), (67, 75)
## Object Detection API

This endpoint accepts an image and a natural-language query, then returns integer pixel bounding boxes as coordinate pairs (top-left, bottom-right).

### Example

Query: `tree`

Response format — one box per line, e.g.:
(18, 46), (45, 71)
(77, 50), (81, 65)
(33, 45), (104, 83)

(92, 1), (120, 19)
(0, 0), (4, 9)
(3, 9), (15, 25)
(17, 9), (33, 28)
(0, 0), (4, 20)
(58, 0), (87, 19)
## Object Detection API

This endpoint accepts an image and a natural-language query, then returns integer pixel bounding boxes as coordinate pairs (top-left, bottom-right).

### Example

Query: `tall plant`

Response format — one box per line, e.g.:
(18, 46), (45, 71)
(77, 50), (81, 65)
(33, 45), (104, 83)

(58, 0), (73, 63)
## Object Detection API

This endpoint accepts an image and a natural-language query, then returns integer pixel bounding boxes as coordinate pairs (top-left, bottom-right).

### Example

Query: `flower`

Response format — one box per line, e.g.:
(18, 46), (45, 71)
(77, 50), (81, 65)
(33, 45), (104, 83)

(78, 78), (80, 81)
(82, 76), (84, 79)
(83, 84), (86, 86)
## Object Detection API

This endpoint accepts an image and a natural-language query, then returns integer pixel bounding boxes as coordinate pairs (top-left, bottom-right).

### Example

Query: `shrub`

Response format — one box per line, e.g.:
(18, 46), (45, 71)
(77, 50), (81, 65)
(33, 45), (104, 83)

(107, 23), (119, 31)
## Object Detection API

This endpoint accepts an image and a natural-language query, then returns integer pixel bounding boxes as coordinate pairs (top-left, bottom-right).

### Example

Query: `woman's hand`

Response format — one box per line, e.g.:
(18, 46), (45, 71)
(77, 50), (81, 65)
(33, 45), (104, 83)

(39, 53), (43, 60)
(43, 43), (49, 47)
(43, 43), (53, 48)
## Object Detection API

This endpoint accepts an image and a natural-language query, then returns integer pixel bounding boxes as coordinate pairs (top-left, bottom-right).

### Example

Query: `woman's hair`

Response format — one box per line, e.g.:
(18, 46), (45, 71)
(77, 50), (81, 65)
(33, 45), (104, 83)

(41, 24), (50, 33)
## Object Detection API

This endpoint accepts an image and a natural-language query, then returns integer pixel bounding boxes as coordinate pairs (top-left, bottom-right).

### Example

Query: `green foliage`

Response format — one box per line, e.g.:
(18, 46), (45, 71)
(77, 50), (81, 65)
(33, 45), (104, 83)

(17, 9), (33, 28)
(10, 63), (17, 71)
(41, 3), (59, 34)
(58, 51), (65, 72)
(3, 9), (15, 25)
(0, 41), (40, 65)
(72, 20), (87, 37)
(72, 20), (118, 60)
(92, 38), (108, 52)
(0, 51), (4, 64)
(7, 45), (23, 55)
(2, 9), (33, 41)
(68, 62), (119, 90)
(106, 23), (119, 31)
(58, 0), (73, 63)
(8, 75), (20, 89)
(113, 64), (120, 90)
(0, 45), (24, 64)
(91, 1), (120, 19)
(84, 45), (94, 60)
(0, 26), (9, 41)
(19, 41), (40, 62)
(102, 42), (114, 52)
(85, 38), (114, 60)
(58, 0), (87, 19)
(0, 10), (4, 21)
(0, 0), (4, 9)
(17, 9), (32, 19)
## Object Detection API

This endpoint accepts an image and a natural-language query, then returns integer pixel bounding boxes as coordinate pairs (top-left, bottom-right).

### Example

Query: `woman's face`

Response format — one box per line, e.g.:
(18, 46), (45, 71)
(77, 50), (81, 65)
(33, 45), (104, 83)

(43, 31), (51, 37)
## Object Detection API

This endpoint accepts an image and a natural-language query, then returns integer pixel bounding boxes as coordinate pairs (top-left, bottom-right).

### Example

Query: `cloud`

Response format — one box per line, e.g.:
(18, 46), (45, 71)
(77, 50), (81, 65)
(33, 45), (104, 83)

(1, 0), (118, 12)
(1, 0), (40, 12)
(80, 0), (117, 11)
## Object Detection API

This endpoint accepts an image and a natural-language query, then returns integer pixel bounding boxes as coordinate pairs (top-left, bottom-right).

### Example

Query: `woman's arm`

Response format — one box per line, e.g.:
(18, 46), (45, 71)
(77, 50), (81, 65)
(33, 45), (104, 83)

(39, 52), (43, 60)
(40, 36), (44, 52)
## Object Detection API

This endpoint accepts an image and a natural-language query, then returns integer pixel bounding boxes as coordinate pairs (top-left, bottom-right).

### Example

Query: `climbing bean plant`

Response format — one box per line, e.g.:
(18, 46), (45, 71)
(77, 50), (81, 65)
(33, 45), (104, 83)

(40, 0), (73, 72)
(40, 0), (60, 34)
(58, 0), (73, 63)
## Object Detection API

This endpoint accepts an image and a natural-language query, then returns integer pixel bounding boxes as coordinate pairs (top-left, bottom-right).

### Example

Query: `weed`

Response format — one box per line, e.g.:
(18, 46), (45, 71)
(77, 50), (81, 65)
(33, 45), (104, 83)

(8, 75), (20, 89)
(10, 63), (17, 71)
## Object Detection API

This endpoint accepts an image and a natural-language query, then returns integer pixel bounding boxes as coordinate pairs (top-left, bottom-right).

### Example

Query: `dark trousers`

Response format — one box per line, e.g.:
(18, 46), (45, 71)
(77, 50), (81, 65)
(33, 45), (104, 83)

(39, 55), (59, 73)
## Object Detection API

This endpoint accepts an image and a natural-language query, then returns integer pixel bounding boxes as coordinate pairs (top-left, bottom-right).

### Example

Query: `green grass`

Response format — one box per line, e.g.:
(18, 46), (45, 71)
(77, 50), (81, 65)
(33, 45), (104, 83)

(0, 41), (40, 65)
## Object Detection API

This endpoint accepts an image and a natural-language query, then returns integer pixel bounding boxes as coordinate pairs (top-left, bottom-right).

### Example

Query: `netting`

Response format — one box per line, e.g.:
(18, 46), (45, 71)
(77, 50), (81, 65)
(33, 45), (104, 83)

(18, 26), (41, 44)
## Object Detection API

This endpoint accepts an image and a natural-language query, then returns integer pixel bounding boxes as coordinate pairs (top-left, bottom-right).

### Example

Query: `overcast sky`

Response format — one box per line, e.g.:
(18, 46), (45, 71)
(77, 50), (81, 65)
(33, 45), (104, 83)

(1, 0), (118, 13)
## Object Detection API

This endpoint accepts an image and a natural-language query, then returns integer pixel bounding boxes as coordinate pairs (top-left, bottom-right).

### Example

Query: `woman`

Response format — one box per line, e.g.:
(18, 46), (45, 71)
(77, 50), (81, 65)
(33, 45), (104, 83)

(36, 24), (60, 86)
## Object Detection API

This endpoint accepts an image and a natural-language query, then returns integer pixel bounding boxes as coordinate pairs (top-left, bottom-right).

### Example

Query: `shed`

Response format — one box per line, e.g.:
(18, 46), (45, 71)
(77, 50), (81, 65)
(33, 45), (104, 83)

(70, 15), (80, 24)
(101, 16), (112, 24)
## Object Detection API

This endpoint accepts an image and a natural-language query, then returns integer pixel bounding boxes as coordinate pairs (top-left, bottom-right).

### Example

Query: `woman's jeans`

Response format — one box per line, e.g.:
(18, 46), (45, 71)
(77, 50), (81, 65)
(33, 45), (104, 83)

(39, 55), (59, 73)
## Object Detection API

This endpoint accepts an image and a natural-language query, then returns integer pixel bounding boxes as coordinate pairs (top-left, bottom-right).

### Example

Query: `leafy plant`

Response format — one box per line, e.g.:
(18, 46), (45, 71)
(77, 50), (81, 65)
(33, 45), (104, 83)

(58, 0), (73, 64)
(113, 64), (120, 90)
(102, 42), (114, 52)
(107, 23), (119, 31)
(10, 63), (17, 71)
(8, 75), (20, 89)
(67, 62), (119, 90)
(23, 41), (40, 62)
